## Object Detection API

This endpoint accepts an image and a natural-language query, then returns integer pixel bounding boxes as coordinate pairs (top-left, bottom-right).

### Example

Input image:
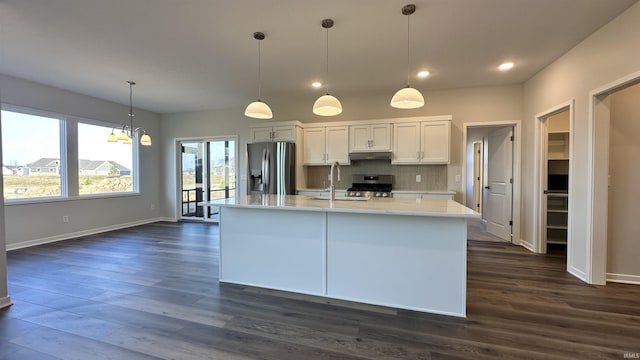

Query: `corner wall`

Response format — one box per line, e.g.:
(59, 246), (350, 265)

(607, 83), (640, 283)
(0, 101), (10, 308)
(523, 1), (640, 281)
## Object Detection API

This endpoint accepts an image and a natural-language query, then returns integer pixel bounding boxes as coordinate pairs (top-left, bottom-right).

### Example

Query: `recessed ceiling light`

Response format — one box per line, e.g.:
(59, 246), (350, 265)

(417, 71), (430, 78)
(498, 62), (514, 71)
(312, 82), (322, 88)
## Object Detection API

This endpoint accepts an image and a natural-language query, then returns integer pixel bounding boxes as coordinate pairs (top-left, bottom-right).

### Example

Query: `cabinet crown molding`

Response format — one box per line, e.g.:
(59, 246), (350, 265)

(254, 115), (452, 129)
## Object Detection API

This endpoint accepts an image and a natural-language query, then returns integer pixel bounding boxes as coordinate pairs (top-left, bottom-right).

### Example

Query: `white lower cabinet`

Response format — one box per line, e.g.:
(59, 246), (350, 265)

(303, 126), (349, 165)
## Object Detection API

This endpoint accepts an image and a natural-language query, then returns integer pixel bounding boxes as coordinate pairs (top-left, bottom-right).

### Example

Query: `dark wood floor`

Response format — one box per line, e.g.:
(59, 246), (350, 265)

(1, 222), (639, 359)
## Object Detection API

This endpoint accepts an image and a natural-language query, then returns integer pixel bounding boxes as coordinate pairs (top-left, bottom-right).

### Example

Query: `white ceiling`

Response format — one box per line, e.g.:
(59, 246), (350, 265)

(1, 0), (637, 114)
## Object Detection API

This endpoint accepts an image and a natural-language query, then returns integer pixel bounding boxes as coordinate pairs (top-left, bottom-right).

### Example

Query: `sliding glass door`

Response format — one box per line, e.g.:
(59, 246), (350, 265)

(179, 137), (236, 222)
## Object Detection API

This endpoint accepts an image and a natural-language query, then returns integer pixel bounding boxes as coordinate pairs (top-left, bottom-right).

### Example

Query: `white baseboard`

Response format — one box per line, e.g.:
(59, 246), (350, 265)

(0, 296), (12, 309)
(519, 239), (536, 253)
(607, 272), (640, 285)
(6, 217), (172, 251)
(568, 265), (588, 282)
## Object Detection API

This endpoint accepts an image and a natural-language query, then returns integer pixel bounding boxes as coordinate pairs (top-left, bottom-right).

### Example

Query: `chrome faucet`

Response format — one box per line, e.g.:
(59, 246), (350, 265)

(329, 161), (341, 201)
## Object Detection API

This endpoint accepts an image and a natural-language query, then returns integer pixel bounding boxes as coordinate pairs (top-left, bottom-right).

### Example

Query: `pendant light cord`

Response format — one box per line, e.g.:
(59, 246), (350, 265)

(257, 39), (262, 100)
(325, 26), (330, 95)
(406, 13), (411, 87)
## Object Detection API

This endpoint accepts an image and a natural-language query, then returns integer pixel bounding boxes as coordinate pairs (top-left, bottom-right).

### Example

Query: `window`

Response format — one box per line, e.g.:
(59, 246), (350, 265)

(1, 110), (64, 200)
(78, 122), (134, 195)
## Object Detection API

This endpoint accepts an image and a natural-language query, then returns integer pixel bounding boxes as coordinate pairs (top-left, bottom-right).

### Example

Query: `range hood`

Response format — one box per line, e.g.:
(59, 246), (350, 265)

(349, 151), (392, 161)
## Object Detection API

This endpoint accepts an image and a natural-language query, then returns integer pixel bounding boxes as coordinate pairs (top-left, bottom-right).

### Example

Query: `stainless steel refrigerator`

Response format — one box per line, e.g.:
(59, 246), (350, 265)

(247, 142), (296, 195)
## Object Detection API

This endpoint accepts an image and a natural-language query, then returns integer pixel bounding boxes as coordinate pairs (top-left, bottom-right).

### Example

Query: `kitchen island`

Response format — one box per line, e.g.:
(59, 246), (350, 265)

(209, 195), (479, 317)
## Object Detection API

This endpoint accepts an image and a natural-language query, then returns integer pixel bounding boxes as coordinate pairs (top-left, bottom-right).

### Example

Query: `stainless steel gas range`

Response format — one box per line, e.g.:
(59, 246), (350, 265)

(347, 174), (393, 198)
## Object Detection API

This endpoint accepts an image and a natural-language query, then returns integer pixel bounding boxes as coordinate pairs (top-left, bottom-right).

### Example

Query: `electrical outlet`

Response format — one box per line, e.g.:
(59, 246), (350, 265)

(415, 175), (421, 182)
(455, 174), (461, 183)
(62, 215), (69, 223)
(328, 173), (331, 181)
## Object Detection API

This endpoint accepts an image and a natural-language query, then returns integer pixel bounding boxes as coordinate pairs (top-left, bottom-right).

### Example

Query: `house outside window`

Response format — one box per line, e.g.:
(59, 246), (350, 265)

(1, 108), (141, 201)
(78, 122), (135, 195)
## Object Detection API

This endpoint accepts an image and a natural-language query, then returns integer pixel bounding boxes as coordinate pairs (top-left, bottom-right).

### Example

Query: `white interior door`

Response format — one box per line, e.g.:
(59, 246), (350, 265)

(485, 127), (513, 241)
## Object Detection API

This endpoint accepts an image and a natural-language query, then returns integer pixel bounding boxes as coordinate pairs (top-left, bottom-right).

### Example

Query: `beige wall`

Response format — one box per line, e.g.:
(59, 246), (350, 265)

(0, 75), (163, 248)
(160, 84), (524, 214)
(523, 2), (640, 280)
(607, 83), (640, 280)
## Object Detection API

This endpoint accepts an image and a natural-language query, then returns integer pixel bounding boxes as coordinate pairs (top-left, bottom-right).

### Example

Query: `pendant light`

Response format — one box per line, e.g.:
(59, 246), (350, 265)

(313, 19), (342, 116)
(245, 32), (273, 119)
(391, 4), (425, 109)
(107, 81), (152, 146)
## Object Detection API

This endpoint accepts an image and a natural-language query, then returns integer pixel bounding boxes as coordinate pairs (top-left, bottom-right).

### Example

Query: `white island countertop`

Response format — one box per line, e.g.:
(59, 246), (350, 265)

(209, 194), (479, 219)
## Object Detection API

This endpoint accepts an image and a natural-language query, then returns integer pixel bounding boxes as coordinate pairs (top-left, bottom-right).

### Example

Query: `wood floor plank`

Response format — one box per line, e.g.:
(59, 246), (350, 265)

(2, 222), (639, 359)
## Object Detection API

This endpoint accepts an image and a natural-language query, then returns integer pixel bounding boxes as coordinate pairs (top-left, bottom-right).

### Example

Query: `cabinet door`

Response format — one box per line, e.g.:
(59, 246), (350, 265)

(303, 128), (326, 165)
(392, 122), (421, 164)
(421, 121), (450, 164)
(250, 127), (273, 143)
(370, 124), (391, 151)
(272, 126), (296, 142)
(349, 125), (372, 152)
(325, 126), (350, 164)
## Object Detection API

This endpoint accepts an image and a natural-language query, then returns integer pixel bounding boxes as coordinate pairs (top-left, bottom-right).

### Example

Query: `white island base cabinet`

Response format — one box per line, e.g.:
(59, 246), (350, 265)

(219, 208), (326, 296)
(218, 203), (468, 317)
(326, 213), (466, 316)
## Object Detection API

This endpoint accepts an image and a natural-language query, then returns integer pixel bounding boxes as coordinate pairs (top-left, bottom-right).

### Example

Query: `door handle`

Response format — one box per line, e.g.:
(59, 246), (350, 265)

(484, 186), (491, 190)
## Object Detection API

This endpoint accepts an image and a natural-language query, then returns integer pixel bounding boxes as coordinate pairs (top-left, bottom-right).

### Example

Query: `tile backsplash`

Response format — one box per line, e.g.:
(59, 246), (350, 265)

(305, 160), (447, 191)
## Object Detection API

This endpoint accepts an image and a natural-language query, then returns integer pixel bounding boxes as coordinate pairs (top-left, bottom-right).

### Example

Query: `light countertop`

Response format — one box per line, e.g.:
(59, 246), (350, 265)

(208, 195), (478, 219)
(297, 188), (455, 195)
(392, 190), (456, 195)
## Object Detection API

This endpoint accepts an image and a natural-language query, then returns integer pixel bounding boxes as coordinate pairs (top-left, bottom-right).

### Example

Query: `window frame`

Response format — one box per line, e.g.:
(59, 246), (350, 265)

(1, 104), (142, 205)
(76, 118), (140, 196)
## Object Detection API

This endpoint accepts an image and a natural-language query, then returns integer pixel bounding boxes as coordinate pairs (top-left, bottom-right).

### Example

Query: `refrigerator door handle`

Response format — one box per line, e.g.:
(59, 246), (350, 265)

(262, 148), (270, 194)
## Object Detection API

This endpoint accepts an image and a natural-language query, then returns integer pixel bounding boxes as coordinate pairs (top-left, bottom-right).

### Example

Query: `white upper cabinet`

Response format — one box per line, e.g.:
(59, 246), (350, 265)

(250, 125), (298, 143)
(392, 122), (421, 163)
(420, 121), (450, 163)
(349, 124), (391, 152)
(392, 121), (450, 164)
(303, 126), (349, 165)
(303, 127), (326, 165)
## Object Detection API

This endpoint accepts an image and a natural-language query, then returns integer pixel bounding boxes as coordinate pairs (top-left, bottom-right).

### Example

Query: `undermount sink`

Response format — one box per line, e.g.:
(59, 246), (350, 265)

(313, 196), (371, 201)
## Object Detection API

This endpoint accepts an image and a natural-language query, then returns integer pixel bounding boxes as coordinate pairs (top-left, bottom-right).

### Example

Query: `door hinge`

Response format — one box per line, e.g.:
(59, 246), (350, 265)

(477, 176), (480, 181)
(509, 220), (513, 226)
(181, 145), (185, 153)
(476, 203), (480, 208)
(509, 178), (513, 184)
(510, 135), (514, 141)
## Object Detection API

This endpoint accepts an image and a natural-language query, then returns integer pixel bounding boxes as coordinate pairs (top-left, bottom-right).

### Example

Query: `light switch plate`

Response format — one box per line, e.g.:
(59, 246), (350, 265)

(416, 175), (421, 182)
(455, 174), (461, 183)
